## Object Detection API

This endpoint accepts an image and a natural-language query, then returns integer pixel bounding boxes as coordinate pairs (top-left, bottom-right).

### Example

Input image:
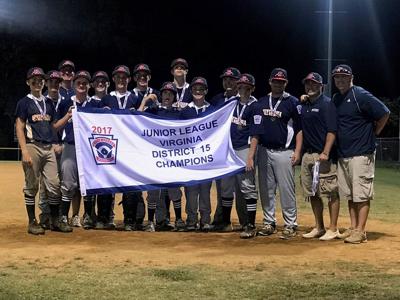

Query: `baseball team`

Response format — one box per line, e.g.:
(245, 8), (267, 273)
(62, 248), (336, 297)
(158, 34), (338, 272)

(15, 58), (390, 244)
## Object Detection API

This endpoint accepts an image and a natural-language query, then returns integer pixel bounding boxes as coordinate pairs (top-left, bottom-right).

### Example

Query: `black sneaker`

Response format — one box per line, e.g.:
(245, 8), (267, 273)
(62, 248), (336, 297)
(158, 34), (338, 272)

(39, 213), (51, 230)
(83, 213), (95, 230)
(200, 223), (213, 232)
(58, 216), (73, 233)
(257, 224), (277, 236)
(28, 219), (45, 235)
(156, 220), (174, 231)
(123, 224), (135, 231)
(185, 221), (198, 232)
(240, 224), (257, 239)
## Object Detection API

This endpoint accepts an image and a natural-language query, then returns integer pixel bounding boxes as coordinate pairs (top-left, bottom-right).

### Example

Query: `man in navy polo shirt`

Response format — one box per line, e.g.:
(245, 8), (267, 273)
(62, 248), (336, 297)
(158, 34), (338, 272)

(54, 70), (101, 232)
(248, 68), (302, 239)
(331, 64), (390, 244)
(58, 59), (76, 98)
(15, 67), (62, 235)
(299, 72), (341, 241)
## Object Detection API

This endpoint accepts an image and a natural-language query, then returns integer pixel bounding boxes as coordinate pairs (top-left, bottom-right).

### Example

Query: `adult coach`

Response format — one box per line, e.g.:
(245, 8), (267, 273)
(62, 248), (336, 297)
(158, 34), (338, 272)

(331, 64), (390, 244)
(299, 72), (340, 241)
(248, 68), (302, 239)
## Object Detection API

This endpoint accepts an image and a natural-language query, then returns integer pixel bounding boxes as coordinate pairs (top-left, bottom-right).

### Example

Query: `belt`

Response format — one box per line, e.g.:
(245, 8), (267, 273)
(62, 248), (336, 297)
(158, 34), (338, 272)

(305, 148), (320, 154)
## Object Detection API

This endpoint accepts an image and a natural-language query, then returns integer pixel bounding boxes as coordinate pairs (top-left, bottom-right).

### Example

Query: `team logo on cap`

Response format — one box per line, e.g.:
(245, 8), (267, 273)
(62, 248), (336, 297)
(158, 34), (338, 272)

(225, 69), (233, 76)
(32, 68), (43, 75)
(240, 75), (249, 82)
(138, 65), (146, 70)
(89, 134), (118, 165)
(165, 83), (174, 89)
(275, 71), (285, 78)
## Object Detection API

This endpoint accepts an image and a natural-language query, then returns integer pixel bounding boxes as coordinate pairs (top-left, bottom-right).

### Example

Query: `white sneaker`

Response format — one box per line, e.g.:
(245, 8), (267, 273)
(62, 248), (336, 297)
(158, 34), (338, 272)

(338, 228), (353, 239)
(302, 228), (325, 239)
(319, 229), (340, 241)
(71, 215), (82, 227)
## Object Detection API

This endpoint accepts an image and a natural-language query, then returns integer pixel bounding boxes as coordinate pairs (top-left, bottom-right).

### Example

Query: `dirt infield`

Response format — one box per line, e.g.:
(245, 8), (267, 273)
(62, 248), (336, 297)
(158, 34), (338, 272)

(1, 162), (400, 270)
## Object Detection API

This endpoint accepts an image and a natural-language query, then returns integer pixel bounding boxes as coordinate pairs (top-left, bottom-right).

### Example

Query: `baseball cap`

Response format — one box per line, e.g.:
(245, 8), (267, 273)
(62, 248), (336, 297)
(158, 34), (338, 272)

(26, 67), (46, 80)
(112, 65), (131, 77)
(92, 71), (110, 82)
(160, 82), (177, 94)
(237, 73), (255, 86)
(190, 77), (208, 89)
(46, 70), (63, 82)
(73, 70), (91, 82)
(302, 72), (323, 84)
(220, 67), (241, 79)
(332, 64), (352, 77)
(170, 58), (189, 69)
(58, 60), (75, 71)
(133, 63), (151, 75)
(269, 68), (288, 81)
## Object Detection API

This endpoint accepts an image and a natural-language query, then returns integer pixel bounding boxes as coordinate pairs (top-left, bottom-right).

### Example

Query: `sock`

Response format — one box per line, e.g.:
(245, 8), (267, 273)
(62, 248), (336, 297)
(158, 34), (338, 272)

(222, 197), (233, 224)
(164, 193), (171, 220)
(148, 200), (156, 222)
(246, 198), (257, 226)
(60, 196), (72, 217)
(83, 196), (94, 216)
(172, 199), (182, 220)
(25, 194), (35, 222)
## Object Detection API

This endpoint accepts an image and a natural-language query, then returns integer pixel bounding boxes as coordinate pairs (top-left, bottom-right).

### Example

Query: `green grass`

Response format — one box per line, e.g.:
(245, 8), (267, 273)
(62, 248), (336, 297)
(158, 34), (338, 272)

(293, 166), (400, 223)
(0, 262), (399, 299)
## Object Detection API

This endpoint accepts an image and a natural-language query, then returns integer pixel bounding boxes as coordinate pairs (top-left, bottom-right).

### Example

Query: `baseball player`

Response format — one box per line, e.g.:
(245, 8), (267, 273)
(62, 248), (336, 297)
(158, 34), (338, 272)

(15, 67), (62, 234)
(299, 72), (341, 241)
(181, 77), (215, 231)
(171, 58), (192, 108)
(248, 68), (302, 239)
(54, 70), (101, 232)
(99, 65), (143, 231)
(91, 71), (110, 102)
(138, 82), (185, 232)
(58, 60), (76, 98)
(331, 64), (390, 244)
(38, 70), (64, 229)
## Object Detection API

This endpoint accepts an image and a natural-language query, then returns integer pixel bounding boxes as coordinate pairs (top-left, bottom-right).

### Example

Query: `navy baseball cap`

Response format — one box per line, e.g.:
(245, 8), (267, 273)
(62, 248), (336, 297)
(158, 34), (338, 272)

(220, 67), (241, 79)
(133, 63), (151, 75)
(46, 70), (63, 82)
(237, 73), (255, 86)
(160, 82), (177, 94)
(73, 70), (91, 82)
(302, 72), (323, 84)
(190, 77), (208, 89)
(112, 65), (131, 77)
(171, 58), (189, 69)
(26, 67), (46, 80)
(92, 71), (109, 82)
(58, 60), (75, 71)
(269, 68), (288, 81)
(332, 64), (352, 77)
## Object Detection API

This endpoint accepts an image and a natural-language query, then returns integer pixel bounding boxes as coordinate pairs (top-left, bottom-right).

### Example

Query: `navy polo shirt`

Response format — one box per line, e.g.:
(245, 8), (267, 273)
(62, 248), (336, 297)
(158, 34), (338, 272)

(132, 87), (161, 108)
(231, 97), (258, 149)
(46, 95), (65, 143)
(56, 96), (100, 144)
(333, 85), (390, 158)
(99, 92), (140, 110)
(250, 93), (301, 149)
(180, 101), (215, 119)
(59, 86), (75, 98)
(15, 95), (56, 144)
(300, 95), (337, 154)
(175, 83), (192, 103)
(210, 92), (239, 108)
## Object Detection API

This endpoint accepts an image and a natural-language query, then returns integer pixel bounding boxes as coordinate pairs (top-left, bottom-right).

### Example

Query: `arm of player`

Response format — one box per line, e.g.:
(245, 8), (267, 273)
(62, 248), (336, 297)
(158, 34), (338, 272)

(15, 117), (32, 167)
(53, 106), (73, 132)
(374, 112), (390, 136)
(291, 130), (303, 165)
(319, 132), (336, 161)
(246, 135), (259, 172)
(138, 94), (158, 112)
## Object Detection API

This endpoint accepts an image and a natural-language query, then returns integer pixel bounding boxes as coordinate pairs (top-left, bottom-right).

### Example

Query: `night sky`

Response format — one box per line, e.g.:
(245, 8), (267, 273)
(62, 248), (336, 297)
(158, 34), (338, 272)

(0, 0), (399, 140)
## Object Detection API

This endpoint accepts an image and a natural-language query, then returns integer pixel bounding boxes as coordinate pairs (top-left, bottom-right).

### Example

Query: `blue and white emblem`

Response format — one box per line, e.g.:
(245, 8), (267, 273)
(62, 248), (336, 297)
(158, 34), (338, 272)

(88, 134), (118, 165)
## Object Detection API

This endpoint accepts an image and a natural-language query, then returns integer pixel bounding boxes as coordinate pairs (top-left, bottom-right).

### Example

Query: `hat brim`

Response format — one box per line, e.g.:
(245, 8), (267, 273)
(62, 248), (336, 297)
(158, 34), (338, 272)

(220, 74), (240, 79)
(302, 78), (323, 84)
(171, 63), (188, 70)
(112, 71), (130, 77)
(237, 81), (255, 86)
(270, 78), (288, 82)
(332, 72), (352, 77)
(27, 74), (46, 80)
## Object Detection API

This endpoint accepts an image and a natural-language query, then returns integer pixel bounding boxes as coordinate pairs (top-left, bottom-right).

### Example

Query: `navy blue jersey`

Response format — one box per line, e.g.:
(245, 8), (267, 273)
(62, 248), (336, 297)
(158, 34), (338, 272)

(210, 92), (239, 108)
(250, 93), (301, 149)
(180, 101), (215, 119)
(174, 83), (192, 103)
(46, 94), (65, 143)
(59, 86), (75, 98)
(15, 95), (57, 144)
(99, 92), (139, 110)
(132, 87), (161, 108)
(231, 97), (258, 149)
(56, 96), (100, 144)
(333, 85), (390, 158)
(145, 106), (181, 119)
(300, 95), (337, 154)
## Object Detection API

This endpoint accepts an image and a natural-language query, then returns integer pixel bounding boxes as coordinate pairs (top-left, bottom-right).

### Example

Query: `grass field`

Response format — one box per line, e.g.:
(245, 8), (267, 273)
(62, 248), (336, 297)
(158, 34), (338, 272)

(0, 163), (399, 299)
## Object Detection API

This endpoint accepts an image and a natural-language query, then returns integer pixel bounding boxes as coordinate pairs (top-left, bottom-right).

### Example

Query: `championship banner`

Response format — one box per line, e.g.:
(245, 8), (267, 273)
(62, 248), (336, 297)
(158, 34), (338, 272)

(72, 101), (245, 196)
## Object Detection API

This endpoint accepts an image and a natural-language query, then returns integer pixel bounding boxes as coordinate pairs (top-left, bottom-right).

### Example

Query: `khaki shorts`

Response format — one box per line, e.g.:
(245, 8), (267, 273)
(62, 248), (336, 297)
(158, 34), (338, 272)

(301, 152), (338, 199)
(337, 153), (375, 203)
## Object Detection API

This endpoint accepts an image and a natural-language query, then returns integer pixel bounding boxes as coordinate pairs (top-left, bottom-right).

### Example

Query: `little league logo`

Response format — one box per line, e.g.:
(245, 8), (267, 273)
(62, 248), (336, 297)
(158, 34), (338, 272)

(88, 134), (118, 165)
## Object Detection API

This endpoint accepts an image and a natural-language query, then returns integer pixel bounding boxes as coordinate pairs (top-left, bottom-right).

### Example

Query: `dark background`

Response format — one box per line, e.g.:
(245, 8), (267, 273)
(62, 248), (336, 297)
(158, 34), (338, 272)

(1, 0), (399, 147)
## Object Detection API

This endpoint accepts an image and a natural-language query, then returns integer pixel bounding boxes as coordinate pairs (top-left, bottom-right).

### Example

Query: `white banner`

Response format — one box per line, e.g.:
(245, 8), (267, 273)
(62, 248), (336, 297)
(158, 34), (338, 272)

(72, 101), (245, 196)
